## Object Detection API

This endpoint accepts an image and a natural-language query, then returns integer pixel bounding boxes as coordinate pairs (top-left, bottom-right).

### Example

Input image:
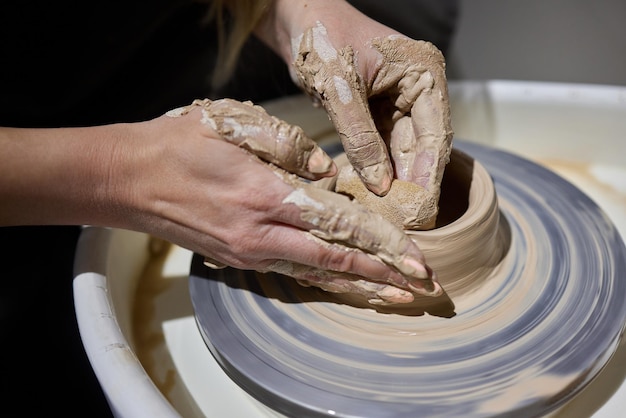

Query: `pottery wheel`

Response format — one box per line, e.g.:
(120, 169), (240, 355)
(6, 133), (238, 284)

(189, 140), (626, 418)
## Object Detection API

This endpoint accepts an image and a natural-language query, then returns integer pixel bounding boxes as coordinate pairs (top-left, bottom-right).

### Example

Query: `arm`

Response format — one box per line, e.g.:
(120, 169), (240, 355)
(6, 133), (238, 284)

(1, 98), (440, 304)
(0, 124), (129, 227)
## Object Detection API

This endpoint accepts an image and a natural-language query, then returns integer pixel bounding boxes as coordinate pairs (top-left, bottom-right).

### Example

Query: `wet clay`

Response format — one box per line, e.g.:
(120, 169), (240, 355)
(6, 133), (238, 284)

(316, 147), (504, 308)
(333, 153), (438, 230)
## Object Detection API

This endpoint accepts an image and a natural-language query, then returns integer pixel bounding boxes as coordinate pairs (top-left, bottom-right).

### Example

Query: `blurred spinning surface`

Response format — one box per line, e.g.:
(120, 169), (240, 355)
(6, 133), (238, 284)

(189, 140), (626, 418)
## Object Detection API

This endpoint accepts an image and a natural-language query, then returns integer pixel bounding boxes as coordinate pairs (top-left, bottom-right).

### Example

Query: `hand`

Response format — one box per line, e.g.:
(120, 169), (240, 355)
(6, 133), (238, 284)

(134, 99), (441, 304)
(259, 0), (453, 198)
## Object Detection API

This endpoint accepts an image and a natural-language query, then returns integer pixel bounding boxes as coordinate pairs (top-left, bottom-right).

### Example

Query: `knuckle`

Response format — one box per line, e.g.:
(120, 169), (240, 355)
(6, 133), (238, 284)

(319, 248), (358, 273)
(221, 236), (265, 269)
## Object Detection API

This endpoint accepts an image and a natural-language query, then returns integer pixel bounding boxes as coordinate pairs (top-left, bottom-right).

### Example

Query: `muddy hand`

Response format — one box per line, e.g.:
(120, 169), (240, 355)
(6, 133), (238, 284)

(293, 25), (453, 198)
(266, 169), (443, 303)
(270, 261), (419, 305)
(170, 97), (440, 304)
(168, 98), (336, 180)
(292, 23), (392, 195)
(369, 37), (453, 200)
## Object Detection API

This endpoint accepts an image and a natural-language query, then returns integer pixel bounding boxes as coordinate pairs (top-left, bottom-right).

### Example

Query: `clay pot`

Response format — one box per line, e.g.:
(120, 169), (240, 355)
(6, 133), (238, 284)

(408, 148), (506, 297)
(317, 147), (506, 299)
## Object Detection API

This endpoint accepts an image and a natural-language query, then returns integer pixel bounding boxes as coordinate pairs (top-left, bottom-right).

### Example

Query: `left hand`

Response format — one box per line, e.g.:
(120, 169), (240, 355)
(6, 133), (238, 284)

(258, 0), (453, 198)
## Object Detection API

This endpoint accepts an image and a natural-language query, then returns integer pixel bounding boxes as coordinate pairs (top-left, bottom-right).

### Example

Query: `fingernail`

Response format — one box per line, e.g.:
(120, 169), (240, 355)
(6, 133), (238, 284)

(307, 147), (336, 175)
(360, 162), (392, 196)
(409, 279), (443, 297)
(401, 257), (431, 280)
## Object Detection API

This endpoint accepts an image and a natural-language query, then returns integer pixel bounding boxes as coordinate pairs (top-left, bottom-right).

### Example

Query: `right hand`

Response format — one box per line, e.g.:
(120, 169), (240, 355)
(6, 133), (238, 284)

(116, 99), (441, 304)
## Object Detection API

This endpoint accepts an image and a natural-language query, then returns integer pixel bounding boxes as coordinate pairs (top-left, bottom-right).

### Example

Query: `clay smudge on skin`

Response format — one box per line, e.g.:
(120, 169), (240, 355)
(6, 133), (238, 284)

(166, 98), (334, 179)
(267, 258), (416, 305)
(333, 76), (353, 104)
(334, 157), (438, 230)
(310, 21), (338, 63)
(277, 170), (439, 290)
(369, 36), (453, 199)
(164, 107), (186, 118)
(262, 169), (441, 302)
(282, 188), (325, 227)
(293, 27), (453, 216)
(163, 97), (439, 302)
(165, 96), (441, 302)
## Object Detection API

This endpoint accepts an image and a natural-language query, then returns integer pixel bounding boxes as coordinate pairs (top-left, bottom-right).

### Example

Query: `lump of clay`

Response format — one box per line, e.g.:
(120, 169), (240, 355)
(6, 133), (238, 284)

(335, 164), (438, 230)
(320, 152), (440, 230)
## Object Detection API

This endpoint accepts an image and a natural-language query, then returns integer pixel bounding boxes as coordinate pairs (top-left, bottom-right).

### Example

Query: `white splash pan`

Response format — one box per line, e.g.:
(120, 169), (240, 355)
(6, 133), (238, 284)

(74, 80), (626, 418)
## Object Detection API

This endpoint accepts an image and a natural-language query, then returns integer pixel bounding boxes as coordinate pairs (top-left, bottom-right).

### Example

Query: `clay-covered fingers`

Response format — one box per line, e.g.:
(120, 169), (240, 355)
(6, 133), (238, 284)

(166, 98), (336, 180)
(292, 23), (393, 196)
(276, 173), (442, 297)
(269, 260), (417, 305)
(370, 37), (453, 195)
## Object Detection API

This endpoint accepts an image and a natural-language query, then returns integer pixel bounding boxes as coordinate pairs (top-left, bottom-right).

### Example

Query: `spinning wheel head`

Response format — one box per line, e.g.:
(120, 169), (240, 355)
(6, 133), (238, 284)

(190, 140), (626, 418)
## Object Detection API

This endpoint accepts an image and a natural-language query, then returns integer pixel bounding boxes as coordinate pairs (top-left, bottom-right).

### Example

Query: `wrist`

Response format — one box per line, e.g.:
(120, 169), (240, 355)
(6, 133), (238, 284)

(255, 0), (398, 80)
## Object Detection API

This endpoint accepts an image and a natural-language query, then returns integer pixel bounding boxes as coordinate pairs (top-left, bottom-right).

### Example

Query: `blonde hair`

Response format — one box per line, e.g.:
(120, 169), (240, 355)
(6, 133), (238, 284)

(209, 0), (272, 89)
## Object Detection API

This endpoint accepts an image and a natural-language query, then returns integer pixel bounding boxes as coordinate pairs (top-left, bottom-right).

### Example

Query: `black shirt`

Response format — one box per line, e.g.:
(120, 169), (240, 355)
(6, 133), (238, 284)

(0, 1), (457, 415)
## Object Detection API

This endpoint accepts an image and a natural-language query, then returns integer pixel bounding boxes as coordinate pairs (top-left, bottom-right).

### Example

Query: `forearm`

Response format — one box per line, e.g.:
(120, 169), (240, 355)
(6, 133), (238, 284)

(0, 125), (132, 227)
(254, 0), (395, 69)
